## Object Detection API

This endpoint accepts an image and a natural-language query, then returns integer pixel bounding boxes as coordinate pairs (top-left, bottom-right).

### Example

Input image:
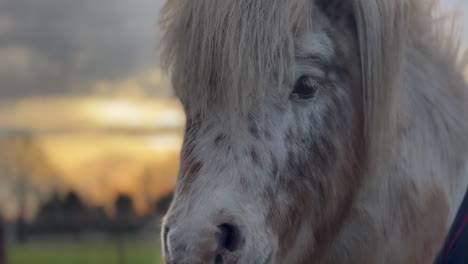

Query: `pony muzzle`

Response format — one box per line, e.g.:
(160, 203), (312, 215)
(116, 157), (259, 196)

(163, 219), (244, 264)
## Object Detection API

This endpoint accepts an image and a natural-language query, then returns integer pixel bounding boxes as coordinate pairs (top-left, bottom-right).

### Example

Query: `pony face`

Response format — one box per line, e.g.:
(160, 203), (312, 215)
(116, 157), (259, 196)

(160, 1), (366, 263)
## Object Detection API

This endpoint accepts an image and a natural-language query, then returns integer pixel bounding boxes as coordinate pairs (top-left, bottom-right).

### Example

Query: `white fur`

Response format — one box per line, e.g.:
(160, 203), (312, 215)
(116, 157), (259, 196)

(160, 0), (468, 263)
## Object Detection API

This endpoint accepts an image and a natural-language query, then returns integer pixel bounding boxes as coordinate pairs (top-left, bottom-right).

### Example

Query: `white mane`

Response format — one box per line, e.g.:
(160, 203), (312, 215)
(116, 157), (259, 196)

(160, 0), (314, 116)
(160, 0), (466, 142)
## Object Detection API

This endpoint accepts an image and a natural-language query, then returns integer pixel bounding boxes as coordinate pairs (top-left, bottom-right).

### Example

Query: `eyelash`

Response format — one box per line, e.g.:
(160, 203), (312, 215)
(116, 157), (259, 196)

(291, 75), (319, 100)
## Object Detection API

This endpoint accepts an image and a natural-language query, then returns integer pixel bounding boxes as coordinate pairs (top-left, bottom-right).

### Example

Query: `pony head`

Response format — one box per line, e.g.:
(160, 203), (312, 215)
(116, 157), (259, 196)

(159, 0), (411, 263)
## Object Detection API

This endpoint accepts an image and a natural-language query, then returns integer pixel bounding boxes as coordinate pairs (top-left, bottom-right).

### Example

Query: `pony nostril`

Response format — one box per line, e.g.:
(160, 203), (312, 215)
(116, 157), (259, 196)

(217, 223), (242, 252)
(215, 254), (223, 264)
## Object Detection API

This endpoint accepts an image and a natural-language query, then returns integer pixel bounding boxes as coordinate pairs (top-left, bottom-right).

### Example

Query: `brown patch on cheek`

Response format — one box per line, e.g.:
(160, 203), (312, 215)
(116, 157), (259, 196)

(283, 111), (364, 262)
(308, 47), (365, 260)
(264, 180), (318, 261)
(267, 24), (363, 263)
(312, 124), (365, 261)
(312, 180), (357, 261)
(276, 142), (358, 261)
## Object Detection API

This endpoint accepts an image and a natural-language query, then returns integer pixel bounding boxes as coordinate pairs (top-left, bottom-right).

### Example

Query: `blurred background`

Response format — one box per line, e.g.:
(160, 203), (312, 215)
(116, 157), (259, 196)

(0, 0), (466, 264)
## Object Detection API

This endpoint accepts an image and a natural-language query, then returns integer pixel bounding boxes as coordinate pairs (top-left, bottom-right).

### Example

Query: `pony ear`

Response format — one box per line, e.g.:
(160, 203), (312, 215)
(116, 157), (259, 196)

(315, 0), (354, 22)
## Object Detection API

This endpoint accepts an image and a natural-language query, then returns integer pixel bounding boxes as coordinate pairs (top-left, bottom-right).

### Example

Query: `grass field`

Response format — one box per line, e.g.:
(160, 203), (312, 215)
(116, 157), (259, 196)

(9, 242), (163, 264)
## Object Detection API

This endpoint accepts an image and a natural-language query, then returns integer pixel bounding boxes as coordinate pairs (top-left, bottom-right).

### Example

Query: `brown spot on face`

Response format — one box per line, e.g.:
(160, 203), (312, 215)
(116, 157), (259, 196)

(285, 127), (294, 143)
(214, 134), (228, 147)
(264, 129), (272, 140)
(179, 161), (203, 193)
(249, 148), (262, 167)
(247, 114), (260, 139)
(310, 140), (328, 169)
(188, 161), (203, 178)
(249, 125), (260, 139)
(270, 153), (279, 177)
(205, 122), (215, 133)
(287, 150), (296, 168)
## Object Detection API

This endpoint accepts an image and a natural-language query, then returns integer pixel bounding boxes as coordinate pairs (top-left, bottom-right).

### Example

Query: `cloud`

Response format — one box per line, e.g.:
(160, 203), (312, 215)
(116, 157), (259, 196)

(0, 45), (63, 96)
(0, 13), (14, 36)
(0, 0), (466, 98)
(443, 0), (468, 41)
(92, 68), (173, 97)
(0, 0), (165, 97)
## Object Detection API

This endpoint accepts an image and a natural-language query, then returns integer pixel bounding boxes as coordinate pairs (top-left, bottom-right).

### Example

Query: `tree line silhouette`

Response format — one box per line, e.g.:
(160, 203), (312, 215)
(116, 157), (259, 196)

(14, 190), (173, 242)
(0, 134), (174, 243)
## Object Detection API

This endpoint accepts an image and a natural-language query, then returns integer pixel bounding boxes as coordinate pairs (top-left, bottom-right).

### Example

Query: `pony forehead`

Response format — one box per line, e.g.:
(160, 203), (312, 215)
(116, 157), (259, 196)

(160, 0), (315, 116)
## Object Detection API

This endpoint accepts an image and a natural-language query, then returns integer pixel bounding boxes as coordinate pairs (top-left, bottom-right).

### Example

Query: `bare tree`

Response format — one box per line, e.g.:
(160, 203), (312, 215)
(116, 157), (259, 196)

(114, 193), (136, 264)
(0, 134), (59, 243)
(0, 215), (6, 264)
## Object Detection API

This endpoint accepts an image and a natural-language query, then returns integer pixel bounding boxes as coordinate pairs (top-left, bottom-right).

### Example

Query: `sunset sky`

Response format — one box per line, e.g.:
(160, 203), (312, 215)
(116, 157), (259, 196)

(0, 0), (467, 219)
(0, 95), (184, 218)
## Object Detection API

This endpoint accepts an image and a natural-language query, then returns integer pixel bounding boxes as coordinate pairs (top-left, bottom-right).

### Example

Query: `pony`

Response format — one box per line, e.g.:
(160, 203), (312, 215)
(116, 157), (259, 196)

(159, 0), (468, 263)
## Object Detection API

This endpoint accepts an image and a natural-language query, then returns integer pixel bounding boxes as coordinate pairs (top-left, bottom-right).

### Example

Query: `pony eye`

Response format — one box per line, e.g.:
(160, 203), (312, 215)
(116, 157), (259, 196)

(291, 76), (318, 100)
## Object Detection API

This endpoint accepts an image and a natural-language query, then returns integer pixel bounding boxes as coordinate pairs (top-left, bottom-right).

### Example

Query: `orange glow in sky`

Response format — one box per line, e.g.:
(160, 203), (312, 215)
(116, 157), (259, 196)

(0, 96), (184, 217)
